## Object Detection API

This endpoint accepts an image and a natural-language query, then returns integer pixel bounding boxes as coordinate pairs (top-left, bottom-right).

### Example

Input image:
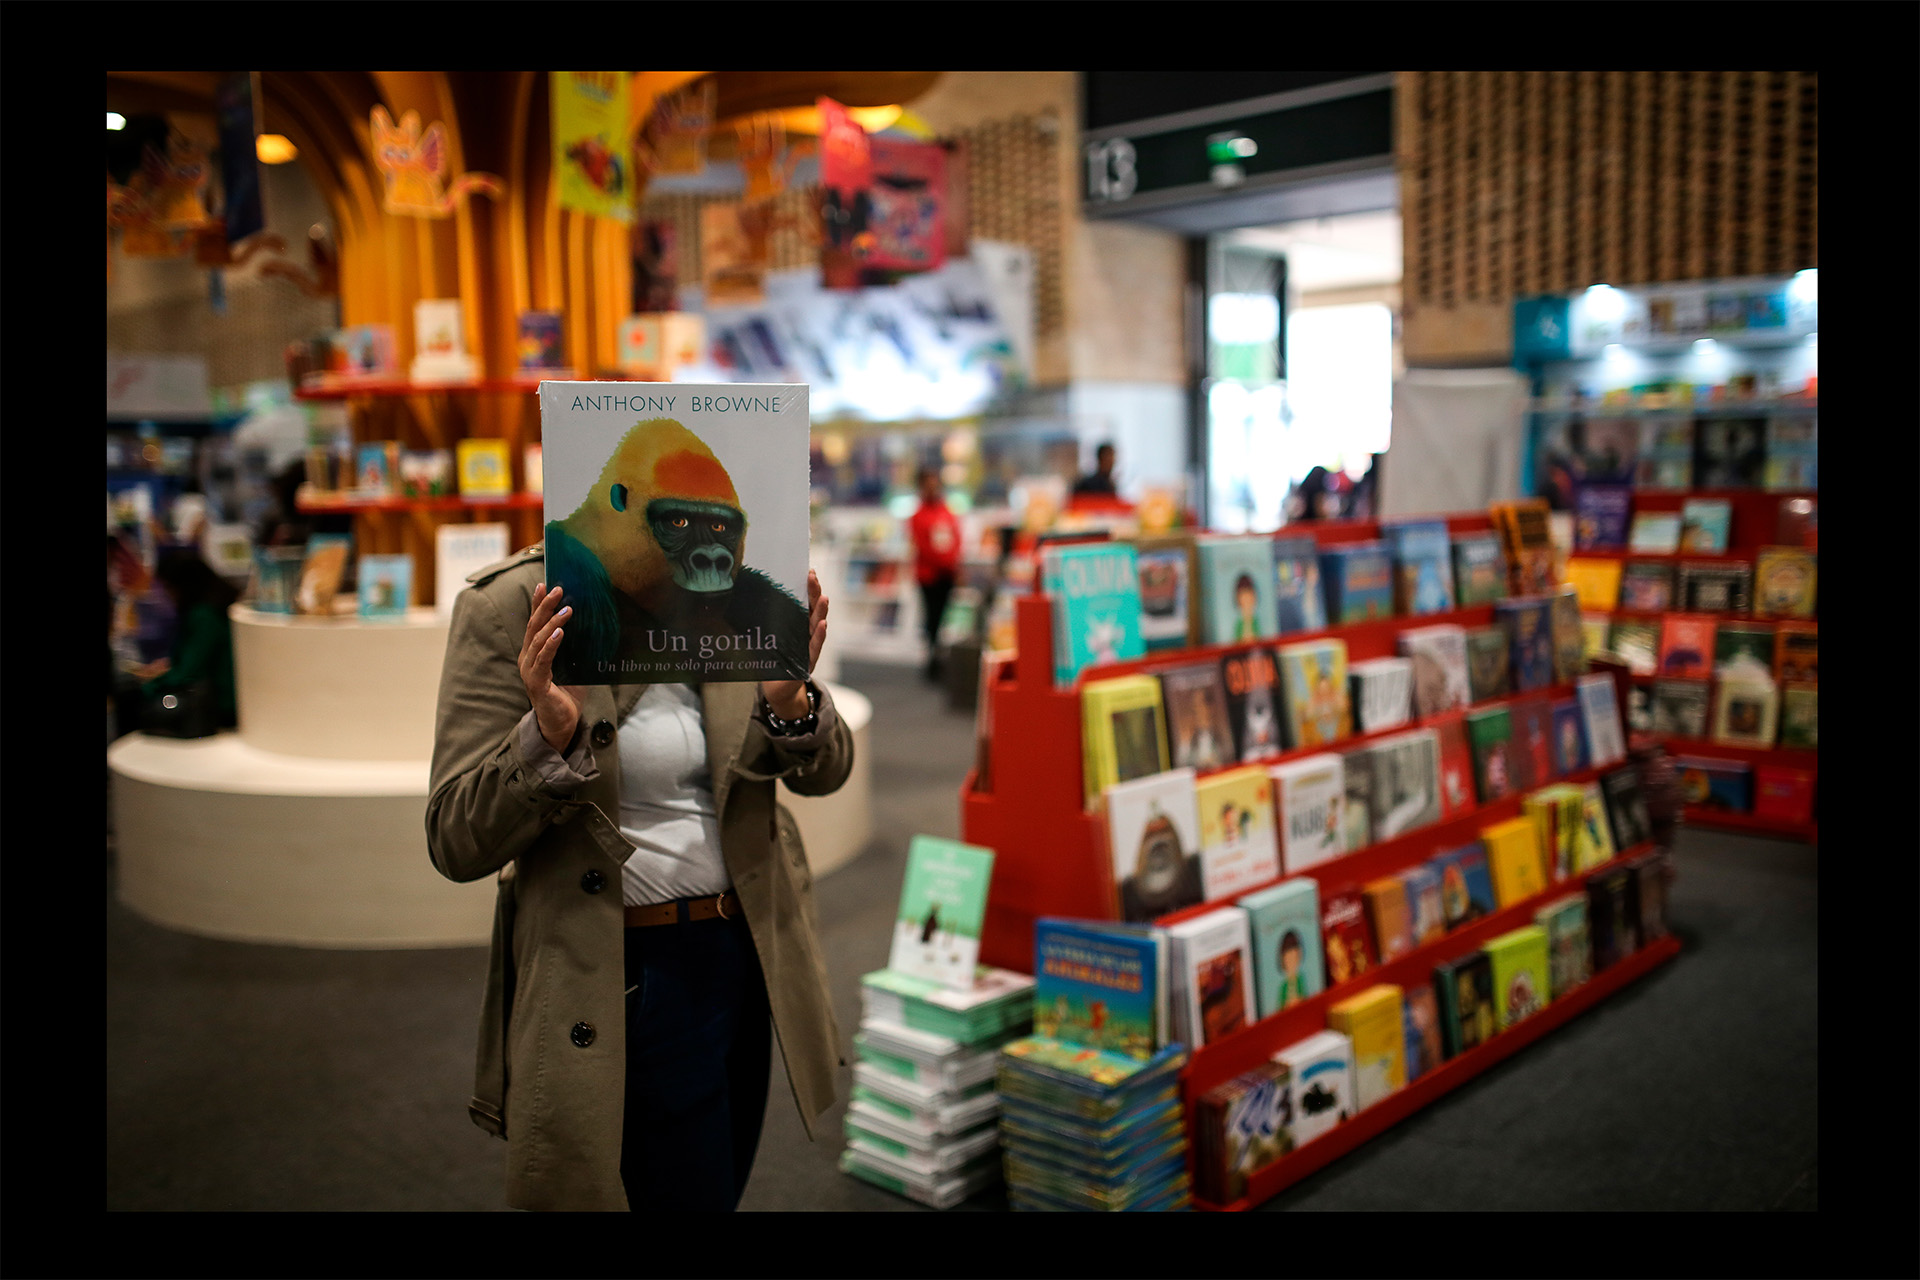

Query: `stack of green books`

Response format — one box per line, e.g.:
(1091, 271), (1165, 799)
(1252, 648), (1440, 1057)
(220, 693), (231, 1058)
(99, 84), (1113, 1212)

(997, 1037), (1192, 1211)
(840, 966), (1035, 1210)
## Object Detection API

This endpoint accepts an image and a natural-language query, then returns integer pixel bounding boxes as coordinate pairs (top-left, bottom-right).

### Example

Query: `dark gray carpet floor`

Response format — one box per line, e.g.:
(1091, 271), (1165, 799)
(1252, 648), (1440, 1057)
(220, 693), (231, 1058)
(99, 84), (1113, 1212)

(106, 660), (1817, 1212)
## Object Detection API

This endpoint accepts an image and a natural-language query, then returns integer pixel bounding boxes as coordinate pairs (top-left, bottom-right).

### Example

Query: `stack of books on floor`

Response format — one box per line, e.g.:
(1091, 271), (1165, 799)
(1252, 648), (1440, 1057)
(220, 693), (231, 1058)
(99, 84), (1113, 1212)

(838, 965), (1035, 1209)
(996, 1037), (1191, 1211)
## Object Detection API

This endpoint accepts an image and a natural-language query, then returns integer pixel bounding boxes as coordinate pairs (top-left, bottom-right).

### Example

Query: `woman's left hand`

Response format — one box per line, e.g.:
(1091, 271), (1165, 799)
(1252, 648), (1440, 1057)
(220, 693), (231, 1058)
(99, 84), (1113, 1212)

(760, 569), (828, 719)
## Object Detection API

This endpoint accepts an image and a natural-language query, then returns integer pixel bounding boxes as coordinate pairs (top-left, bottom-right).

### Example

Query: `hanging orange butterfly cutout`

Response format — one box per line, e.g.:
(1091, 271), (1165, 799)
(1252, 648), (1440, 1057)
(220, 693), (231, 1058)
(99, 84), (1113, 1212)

(370, 106), (504, 218)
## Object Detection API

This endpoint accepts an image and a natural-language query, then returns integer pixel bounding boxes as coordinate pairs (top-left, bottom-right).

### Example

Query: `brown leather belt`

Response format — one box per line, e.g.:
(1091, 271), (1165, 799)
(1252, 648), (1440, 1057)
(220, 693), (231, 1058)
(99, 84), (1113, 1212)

(625, 890), (741, 928)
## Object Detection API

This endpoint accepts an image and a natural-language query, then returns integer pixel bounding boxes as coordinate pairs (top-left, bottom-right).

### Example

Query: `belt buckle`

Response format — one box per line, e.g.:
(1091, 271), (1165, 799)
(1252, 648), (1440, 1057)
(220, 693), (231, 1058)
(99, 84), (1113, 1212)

(713, 891), (731, 921)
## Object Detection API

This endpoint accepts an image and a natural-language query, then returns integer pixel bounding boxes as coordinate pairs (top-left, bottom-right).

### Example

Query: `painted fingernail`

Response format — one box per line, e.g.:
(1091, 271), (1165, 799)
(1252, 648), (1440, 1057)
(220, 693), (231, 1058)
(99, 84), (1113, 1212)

(559, 606), (572, 616)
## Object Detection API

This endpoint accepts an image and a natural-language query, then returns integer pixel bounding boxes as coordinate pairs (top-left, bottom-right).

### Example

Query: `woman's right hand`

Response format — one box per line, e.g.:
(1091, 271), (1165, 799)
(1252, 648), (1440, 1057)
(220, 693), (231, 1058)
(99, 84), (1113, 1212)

(520, 582), (589, 754)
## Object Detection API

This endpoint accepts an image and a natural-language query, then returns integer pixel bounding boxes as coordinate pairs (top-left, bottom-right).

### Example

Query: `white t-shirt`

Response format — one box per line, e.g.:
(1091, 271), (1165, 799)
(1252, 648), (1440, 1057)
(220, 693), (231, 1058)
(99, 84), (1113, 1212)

(615, 683), (730, 906)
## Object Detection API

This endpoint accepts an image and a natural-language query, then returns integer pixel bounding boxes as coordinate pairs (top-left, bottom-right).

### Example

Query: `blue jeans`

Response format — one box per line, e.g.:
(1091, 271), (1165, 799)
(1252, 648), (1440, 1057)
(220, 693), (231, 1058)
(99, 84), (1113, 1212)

(620, 911), (772, 1212)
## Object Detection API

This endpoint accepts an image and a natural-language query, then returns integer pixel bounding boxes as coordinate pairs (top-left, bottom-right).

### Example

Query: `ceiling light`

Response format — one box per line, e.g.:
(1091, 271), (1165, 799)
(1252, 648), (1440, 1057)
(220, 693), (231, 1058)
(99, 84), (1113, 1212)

(107, 112), (126, 131)
(256, 134), (298, 164)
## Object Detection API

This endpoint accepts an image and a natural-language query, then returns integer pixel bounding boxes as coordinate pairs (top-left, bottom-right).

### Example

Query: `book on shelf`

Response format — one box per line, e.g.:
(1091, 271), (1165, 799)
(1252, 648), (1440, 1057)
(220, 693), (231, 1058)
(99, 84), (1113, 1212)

(1398, 623), (1471, 719)
(1338, 745), (1375, 853)
(1510, 697), (1558, 791)
(1166, 908), (1257, 1049)
(1550, 697), (1588, 776)
(1196, 1062), (1293, 1205)
(1238, 878), (1324, 1018)
(1430, 840), (1497, 930)
(1675, 755), (1752, 811)
(1483, 925), (1551, 1030)
(1319, 890), (1377, 987)
(1627, 510), (1682, 555)
(1711, 677), (1779, 747)
(1318, 541), (1395, 624)
(1608, 619), (1659, 676)
(249, 546), (305, 614)
(1573, 781), (1618, 871)
(1678, 497), (1733, 553)
(1572, 484), (1632, 551)
(1195, 766), (1281, 901)
(1381, 520), (1456, 615)
(1327, 985), (1407, 1111)
(355, 441), (400, 496)
(1432, 952), (1496, 1060)
(1402, 863), (1446, 948)
(1043, 542), (1146, 687)
(1273, 1030), (1354, 1146)
(523, 443), (543, 496)
(1465, 704), (1517, 804)
(1564, 557), (1623, 612)
(1626, 681), (1655, 736)
(1450, 531), (1509, 607)
(1349, 656), (1413, 734)
(1081, 675), (1170, 807)
(1198, 536), (1280, 644)
(1753, 547), (1817, 620)
(296, 533), (352, 615)
(1763, 418), (1818, 491)
(1464, 624), (1513, 703)
(1579, 613), (1611, 662)
(399, 448), (454, 498)
(1694, 416), (1767, 488)
(1534, 894), (1593, 1001)
(356, 553), (412, 619)
(1523, 784), (1586, 883)
(1772, 622), (1818, 685)
(1676, 560), (1752, 614)
(1634, 418), (1695, 490)
(1220, 646), (1286, 761)
(1482, 815), (1548, 909)
(1626, 851), (1671, 944)
(889, 835), (996, 990)
(1158, 660), (1236, 772)
(1619, 560), (1676, 612)
(1599, 767), (1653, 852)
(1496, 597), (1556, 693)
(1430, 711), (1478, 820)
(1271, 536), (1329, 634)
(1365, 728), (1443, 840)
(1753, 765), (1815, 822)
(1714, 622), (1777, 681)
(1489, 499), (1556, 596)
(1775, 497), (1817, 548)
(1649, 678), (1711, 738)
(1656, 614), (1718, 678)
(1275, 638), (1353, 751)
(455, 438), (512, 499)
(1585, 866), (1639, 971)
(1361, 876), (1415, 964)
(1269, 754), (1346, 876)
(1403, 986), (1445, 1083)
(434, 522), (511, 620)
(1104, 769), (1206, 924)
(1779, 687), (1817, 749)
(1577, 673), (1628, 766)
(1033, 919), (1166, 1060)
(516, 310), (566, 372)
(1135, 534), (1200, 652)
(1548, 510), (1574, 592)
(1547, 588), (1587, 685)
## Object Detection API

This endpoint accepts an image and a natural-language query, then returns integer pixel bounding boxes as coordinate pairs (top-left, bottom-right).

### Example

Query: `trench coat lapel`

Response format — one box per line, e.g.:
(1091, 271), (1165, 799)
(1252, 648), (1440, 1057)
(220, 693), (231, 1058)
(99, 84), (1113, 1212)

(702, 680), (756, 817)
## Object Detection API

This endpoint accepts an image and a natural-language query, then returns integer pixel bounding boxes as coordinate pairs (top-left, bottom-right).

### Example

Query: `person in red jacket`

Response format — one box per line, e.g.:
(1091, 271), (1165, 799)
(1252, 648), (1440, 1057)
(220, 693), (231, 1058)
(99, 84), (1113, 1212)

(907, 465), (962, 682)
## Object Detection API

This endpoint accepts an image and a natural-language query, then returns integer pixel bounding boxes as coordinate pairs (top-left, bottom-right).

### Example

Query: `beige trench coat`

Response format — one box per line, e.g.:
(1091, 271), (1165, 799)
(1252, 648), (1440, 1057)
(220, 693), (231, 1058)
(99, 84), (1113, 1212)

(426, 545), (852, 1211)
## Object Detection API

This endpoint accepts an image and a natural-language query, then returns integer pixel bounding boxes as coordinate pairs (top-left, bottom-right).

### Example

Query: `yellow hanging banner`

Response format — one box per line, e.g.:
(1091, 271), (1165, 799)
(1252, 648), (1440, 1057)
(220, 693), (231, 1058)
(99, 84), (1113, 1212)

(552, 71), (634, 222)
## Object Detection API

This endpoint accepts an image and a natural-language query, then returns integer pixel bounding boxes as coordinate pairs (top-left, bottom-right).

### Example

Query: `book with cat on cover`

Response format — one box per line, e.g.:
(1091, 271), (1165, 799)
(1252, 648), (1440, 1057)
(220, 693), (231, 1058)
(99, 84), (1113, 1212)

(1573, 484), (1633, 550)
(539, 382), (811, 684)
(890, 836), (995, 990)
(1198, 536), (1280, 644)
(1135, 534), (1200, 651)
(1772, 622), (1817, 685)
(1195, 766), (1280, 901)
(1271, 536), (1329, 634)
(1158, 661), (1236, 772)
(1619, 560), (1675, 611)
(1657, 614), (1718, 679)
(1496, 597), (1556, 692)
(1534, 894), (1593, 1000)
(1381, 520), (1456, 615)
(1428, 841), (1497, 930)
(1649, 678), (1710, 738)
(1327, 985), (1406, 1111)
(1033, 918), (1165, 1060)
(1239, 878), (1323, 1018)
(1398, 624), (1471, 719)
(1433, 953), (1495, 1059)
(1319, 542), (1395, 624)
(1220, 646), (1286, 762)
(1269, 754), (1345, 875)
(1276, 639), (1352, 751)
(1081, 675), (1170, 808)
(1104, 769), (1205, 924)
(1042, 542), (1146, 687)
(1465, 706), (1517, 804)
(1319, 890), (1377, 987)
(1450, 532), (1508, 607)
(1464, 625), (1512, 703)
(1166, 908), (1256, 1049)
(1753, 547), (1817, 619)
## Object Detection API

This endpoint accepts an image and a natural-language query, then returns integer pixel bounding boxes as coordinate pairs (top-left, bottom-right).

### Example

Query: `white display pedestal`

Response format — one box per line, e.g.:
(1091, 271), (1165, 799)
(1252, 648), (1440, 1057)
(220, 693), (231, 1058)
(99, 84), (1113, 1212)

(111, 602), (875, 948)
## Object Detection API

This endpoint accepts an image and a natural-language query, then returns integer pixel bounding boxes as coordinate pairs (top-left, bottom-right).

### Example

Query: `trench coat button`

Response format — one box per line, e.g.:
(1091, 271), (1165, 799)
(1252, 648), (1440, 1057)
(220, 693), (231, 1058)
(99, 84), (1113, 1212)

(571, 1021), (595, 1048)
(581, 869), (606, 894)
(591, 719), (616, 749)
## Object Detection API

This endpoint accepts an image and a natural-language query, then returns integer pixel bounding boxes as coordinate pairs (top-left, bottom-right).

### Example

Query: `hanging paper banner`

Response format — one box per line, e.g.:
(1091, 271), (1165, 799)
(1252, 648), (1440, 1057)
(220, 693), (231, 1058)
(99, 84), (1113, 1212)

(737, 114), (806, 206)
(700, 202), (767, 307)
(372, 106), (504, 219)
(215, 72), (266, 244)
(551, 72), (633, 222)
(865, 136), (946, 275)
(817, 97), (874, 291)
(641, 79), (716, 177)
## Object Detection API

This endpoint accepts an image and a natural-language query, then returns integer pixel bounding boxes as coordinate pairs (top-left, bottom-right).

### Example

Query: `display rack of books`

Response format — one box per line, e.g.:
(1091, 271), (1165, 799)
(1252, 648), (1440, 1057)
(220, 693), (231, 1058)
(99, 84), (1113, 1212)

(960, 509), (1681, 1210)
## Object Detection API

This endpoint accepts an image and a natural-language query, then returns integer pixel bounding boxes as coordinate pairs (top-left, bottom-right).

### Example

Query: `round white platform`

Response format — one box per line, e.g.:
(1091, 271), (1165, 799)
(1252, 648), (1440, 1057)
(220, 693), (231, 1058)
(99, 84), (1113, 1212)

(110, 682), (875, 948)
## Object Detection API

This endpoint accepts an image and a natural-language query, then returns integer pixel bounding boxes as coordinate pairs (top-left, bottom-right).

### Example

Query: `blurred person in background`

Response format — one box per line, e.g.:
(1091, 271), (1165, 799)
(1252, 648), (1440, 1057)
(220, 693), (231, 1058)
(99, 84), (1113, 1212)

(908, 465), (963, 682)
(135, 546), (240, 731)
(1072, 442), (1119, 497)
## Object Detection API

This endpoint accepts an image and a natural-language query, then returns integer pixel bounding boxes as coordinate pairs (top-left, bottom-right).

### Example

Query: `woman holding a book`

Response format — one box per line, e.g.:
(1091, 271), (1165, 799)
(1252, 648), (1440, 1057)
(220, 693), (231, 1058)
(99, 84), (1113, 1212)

(426, 549), (852, 1213)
